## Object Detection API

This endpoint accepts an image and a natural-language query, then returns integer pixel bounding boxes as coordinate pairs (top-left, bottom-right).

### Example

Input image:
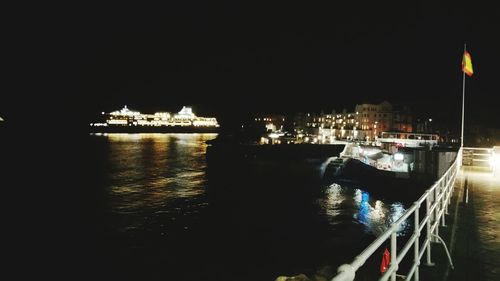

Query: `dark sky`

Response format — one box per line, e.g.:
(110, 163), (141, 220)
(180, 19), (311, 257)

(77, 1), (499, 131)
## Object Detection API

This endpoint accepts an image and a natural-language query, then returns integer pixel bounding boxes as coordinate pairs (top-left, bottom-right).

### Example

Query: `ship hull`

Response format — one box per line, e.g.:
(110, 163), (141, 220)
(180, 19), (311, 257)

(89, 126), (220, 134)
(206, 143), (346, 183)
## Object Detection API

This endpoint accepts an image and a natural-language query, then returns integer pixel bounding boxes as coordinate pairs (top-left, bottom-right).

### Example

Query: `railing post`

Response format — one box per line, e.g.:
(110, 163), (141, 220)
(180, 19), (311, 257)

(459, 148), (463, 168)
(391, 232), (397, 281)
(445, 178), (450, 215)
(434, 185), (440, 238)
(452, 163), (457, 198)
(425, 194), (434, 266)
(448, 172), (452, 203)
(414, 203), (420, 281)
(441, 181), (447, 227)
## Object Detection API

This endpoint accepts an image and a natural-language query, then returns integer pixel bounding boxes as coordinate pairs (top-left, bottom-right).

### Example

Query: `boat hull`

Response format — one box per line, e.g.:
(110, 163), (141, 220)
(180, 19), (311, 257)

(89, 126), (220, 134)
(206, 143), (346, 182)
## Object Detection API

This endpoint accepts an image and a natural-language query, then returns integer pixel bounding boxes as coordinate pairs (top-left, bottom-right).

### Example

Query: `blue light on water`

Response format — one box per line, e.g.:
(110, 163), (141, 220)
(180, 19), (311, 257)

(357, 191), (370, 227)
(353, 189), (409, 236)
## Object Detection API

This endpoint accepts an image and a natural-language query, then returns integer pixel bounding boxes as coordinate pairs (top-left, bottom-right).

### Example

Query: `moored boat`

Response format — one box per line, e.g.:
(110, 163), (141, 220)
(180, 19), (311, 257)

(206, 135), (346, 184)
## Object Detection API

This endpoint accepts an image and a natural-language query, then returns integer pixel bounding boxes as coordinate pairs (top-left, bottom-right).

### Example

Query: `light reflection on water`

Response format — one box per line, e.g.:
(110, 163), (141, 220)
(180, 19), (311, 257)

(90, 134), (413, 280)
(321, 183), (410, 236)
(95, 133), (217, 233)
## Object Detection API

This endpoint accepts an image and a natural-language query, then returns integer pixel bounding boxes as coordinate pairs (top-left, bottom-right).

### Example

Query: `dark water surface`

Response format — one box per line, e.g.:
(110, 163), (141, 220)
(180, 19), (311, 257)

(88, 133), (411, 281)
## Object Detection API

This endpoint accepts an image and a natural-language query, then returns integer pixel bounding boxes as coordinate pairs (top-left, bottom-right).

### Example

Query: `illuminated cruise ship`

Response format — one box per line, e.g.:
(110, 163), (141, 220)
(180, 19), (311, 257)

(90, 106), (219, 133)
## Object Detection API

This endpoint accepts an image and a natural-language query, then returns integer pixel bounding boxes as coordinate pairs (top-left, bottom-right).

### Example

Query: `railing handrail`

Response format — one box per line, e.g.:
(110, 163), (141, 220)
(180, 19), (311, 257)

(463, 147), (492, 152)
(331, 148), (462, 281)
(462, 147), (494, 168)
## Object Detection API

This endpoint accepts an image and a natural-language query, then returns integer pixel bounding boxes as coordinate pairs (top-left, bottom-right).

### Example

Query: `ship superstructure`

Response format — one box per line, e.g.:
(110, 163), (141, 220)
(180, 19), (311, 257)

(90, 106), (219, 132)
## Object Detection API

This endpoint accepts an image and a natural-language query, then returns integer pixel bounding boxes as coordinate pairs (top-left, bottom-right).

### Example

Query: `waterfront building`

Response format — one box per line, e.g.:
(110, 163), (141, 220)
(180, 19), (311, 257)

(354, 101), (410, 141)
(252, 115), (286, 132)
(292, 101), (413, 143)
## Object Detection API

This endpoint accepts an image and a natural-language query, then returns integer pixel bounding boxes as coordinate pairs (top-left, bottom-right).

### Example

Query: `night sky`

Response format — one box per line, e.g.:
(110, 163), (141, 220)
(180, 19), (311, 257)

(77, 2), (499, 131)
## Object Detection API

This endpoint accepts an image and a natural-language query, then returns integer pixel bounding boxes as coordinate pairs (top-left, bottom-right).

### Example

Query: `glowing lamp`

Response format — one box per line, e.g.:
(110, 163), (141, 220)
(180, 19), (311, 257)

(394, 153), (404, 161)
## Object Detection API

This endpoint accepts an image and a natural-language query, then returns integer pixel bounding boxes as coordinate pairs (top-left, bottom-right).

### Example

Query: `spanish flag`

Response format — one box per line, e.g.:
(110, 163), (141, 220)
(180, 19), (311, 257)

(462, 51), (473, 77)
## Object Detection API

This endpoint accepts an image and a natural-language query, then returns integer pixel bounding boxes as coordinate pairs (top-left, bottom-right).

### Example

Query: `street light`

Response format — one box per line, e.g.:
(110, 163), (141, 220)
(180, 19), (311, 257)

(490, 146), (500, 176)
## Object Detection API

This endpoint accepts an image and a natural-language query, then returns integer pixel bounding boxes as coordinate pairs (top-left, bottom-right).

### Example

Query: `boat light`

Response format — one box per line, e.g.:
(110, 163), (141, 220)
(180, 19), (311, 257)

(394, 153), (404, 161)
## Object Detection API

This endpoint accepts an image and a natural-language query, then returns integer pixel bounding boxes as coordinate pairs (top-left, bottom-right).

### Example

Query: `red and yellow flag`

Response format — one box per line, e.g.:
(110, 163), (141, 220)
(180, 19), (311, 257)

(462, 51), (473, 77)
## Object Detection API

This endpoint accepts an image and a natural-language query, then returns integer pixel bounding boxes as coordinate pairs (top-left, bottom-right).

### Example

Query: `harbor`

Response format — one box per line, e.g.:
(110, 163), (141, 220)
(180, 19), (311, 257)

(325, 147), (500, 281)
(87, 133), (437, 281)
(79, 4), (500, 280)
(85, 132), (494, 281)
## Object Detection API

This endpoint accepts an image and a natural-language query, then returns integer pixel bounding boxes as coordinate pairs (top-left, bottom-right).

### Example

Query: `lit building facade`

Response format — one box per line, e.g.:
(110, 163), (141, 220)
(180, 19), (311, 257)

(294, 101), (413, 143)
(354, 101), (412, 141)
(294, 110), (360, 143)
(253, 115), (286, 132)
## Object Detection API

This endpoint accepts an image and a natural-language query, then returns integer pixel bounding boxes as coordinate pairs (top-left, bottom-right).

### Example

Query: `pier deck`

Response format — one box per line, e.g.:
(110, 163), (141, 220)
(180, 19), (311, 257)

(420, 166), (499, 281)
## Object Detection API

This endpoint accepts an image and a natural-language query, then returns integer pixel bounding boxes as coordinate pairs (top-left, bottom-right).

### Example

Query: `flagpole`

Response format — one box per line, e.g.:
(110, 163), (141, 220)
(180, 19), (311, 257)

(461, 43), (466, 147)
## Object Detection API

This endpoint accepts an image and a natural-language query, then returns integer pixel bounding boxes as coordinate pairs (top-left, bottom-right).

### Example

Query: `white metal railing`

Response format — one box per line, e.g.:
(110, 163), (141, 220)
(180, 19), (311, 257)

(462, 147), (492, 168)
(331, 148), (462, 281)
(378, 132), (439, 148)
